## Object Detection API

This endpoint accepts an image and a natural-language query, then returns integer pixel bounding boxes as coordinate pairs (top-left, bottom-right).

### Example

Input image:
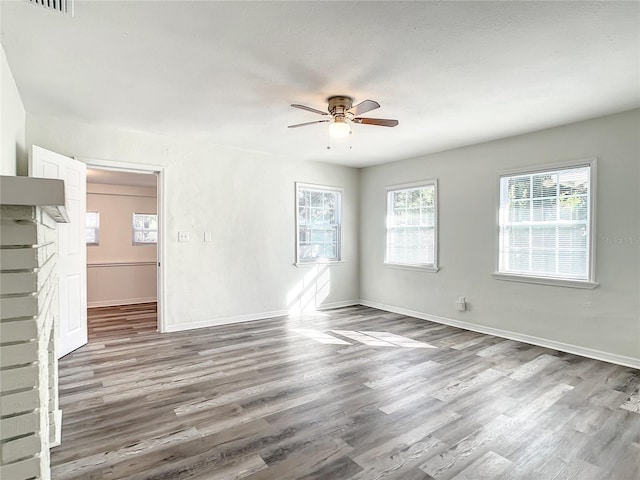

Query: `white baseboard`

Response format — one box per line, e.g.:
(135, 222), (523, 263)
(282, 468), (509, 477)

(359, 299), (640, 370)
(165, 308), (290, 333)
(317, 299), (361, 310)
(88, 297), (157, 308)
(164, 300), (360, 333)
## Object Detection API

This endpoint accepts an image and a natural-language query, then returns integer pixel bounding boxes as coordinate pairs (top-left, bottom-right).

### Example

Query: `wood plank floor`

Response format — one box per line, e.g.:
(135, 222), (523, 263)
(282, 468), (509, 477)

(87, 303), (158, 340)
(52, 304), (640, 480)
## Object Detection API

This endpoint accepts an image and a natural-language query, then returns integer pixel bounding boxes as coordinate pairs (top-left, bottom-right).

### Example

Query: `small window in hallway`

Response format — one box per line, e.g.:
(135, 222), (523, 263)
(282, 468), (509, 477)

(133, 213), (158, 245)
(86, 211), (100, 245)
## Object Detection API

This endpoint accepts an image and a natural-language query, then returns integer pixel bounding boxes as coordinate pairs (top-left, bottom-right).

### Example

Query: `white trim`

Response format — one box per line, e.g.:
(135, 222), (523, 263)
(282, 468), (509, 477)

(165, 300), (361, 333)
(294, 261), (345, 267)
(317, 299), (360, 310)
(76, 157), (162, 173)
(77, 157), (167, 333)
(495, 157), (597, 285)
(296, 182), (344, 193)
(497, 157), (597, 177)
(588, 159), (598, 283)
(491, 272), (598, 289)
(88, 261), (156, 268)
(385, 179), (437, 192)
(295, 182), (343, 264)
(86, 191), (156, 198)
(88, 297), (157, 308)
(157, 168), (167, 332)
(165, 309), (290, 332)
(384, 263), (440, 273)
(385, 179), (438, 270)
(358, 300), (640, 370)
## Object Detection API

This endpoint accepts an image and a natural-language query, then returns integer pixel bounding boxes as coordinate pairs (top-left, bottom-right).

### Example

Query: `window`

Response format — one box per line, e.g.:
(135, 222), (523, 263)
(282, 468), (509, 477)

(86, 211), (100, 245)
(386, 181), (438, 269)
(296, 183), (342, 263)
(497, 160), (597, 287)
(132, 213), (158, 245)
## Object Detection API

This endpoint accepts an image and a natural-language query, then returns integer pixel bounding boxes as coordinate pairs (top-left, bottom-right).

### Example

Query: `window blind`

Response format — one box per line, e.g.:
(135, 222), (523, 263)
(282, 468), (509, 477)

(386, 182), (437, 267)
(499, 165), (591, 280)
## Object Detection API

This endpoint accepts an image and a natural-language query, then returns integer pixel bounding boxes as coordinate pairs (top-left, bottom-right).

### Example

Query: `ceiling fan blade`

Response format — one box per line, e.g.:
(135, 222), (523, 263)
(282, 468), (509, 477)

(349, 99), (380, 116)
(291, 104), (329, 116)
(288, 120), (330, 128)
(353, 117), (399, 127)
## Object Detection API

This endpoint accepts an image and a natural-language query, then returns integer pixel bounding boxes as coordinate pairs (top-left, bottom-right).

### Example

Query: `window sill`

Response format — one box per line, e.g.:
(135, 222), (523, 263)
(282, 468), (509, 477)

(492, 273), (598, 289)
(384, 263), (439, 273)
(294, 261), (345, 268)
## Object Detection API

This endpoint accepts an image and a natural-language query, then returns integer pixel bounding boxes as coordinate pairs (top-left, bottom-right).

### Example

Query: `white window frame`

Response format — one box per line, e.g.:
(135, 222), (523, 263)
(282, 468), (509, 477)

(385, 179), (439, 272)
(295, 182), (343, 265)
(493, 158), (598, 289)
(132, 212), (158, 246)
(86, 211), (100, 246)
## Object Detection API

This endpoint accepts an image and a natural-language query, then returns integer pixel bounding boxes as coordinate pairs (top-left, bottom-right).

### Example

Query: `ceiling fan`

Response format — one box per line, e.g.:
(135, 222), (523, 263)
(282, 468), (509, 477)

(288, 96), (399, 138)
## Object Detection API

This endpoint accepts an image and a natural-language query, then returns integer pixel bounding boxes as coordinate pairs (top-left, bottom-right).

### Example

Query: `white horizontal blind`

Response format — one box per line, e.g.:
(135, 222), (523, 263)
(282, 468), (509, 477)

(386, 182), (437, 267)
(86, 211), (100, 245)
(499, 165), (591, 280)
(297, 184), (341, 262)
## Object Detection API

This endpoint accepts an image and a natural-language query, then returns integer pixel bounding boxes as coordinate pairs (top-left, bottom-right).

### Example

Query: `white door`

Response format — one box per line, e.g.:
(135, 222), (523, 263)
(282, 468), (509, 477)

(30, 145), (87, 358)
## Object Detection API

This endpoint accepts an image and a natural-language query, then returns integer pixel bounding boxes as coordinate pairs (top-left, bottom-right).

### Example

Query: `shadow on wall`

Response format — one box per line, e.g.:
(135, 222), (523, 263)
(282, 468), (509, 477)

(16, 142), (28, 176)
(287, 263), (330, 313)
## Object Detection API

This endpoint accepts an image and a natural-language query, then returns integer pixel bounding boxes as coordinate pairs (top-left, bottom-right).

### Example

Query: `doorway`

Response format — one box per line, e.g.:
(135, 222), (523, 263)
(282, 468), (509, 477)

(81, 159), (166, 333)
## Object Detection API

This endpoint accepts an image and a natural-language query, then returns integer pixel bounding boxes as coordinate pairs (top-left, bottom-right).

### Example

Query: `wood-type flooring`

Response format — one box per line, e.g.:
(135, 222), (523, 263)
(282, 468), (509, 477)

(51, 303), (640, 480)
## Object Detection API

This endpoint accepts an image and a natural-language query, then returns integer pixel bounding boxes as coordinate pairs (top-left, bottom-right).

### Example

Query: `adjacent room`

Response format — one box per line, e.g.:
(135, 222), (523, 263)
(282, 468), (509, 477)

(1, 1), (639, 479)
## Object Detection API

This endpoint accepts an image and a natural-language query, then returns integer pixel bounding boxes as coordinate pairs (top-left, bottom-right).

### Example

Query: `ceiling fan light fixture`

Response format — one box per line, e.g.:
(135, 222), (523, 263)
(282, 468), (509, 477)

(328, 117), (351, 139)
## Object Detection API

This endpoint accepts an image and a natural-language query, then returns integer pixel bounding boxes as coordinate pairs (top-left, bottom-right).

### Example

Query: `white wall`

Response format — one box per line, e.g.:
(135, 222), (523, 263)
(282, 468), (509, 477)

(26, 114), (360, 330)
(86, 183), (158, 307)
(1, 45), (25, 176)
(360, 109), (640, 363)
(24, 107), (638, 363)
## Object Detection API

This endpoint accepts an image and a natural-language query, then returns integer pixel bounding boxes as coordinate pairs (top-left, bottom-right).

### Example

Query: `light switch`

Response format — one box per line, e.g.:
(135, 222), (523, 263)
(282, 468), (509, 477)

(178, 231), (190, 242)
(204, 231), (212, 242)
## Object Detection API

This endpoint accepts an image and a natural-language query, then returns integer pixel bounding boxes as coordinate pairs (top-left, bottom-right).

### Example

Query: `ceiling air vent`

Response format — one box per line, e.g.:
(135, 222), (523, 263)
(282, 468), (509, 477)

(28, 0), (73, 15)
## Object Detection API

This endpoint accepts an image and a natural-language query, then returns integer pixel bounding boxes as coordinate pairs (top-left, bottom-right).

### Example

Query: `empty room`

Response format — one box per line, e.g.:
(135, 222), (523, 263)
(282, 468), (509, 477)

(1, 1), (639, 479)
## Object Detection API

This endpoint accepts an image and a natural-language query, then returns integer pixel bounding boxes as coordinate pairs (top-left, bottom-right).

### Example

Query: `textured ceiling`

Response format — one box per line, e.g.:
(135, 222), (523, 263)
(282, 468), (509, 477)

(2, 1), (638, 168)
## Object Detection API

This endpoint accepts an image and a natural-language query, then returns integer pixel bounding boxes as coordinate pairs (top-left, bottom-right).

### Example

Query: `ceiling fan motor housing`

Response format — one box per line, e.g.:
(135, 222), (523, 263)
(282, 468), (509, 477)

(328, 96), (353, 117)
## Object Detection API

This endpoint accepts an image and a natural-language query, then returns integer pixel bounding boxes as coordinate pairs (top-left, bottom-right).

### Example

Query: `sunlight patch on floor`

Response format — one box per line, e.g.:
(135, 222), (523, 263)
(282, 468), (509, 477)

(290, 329), (437, 348)
(290, 328), (351, 345)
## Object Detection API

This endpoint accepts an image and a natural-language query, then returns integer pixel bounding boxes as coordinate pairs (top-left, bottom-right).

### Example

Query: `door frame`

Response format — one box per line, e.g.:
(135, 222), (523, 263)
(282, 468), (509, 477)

(78, 157), (167, 333)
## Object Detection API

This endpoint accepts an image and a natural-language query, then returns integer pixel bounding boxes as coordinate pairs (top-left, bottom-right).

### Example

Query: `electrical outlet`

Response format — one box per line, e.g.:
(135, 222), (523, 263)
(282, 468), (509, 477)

(178, 231), (190, 242)
(456, 296), (466, 311)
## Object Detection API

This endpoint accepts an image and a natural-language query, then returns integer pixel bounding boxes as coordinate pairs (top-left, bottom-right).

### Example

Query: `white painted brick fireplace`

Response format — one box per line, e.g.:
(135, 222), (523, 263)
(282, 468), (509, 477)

(1, 176), (68, 480)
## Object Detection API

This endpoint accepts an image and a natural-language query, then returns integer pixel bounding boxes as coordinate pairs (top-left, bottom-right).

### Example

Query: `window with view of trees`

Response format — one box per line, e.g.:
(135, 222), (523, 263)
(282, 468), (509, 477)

(385, 181), (437, 269)
(132, 213), (158, 245)
(296, 183), (342, 263)
(498, 162), (595, 282)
